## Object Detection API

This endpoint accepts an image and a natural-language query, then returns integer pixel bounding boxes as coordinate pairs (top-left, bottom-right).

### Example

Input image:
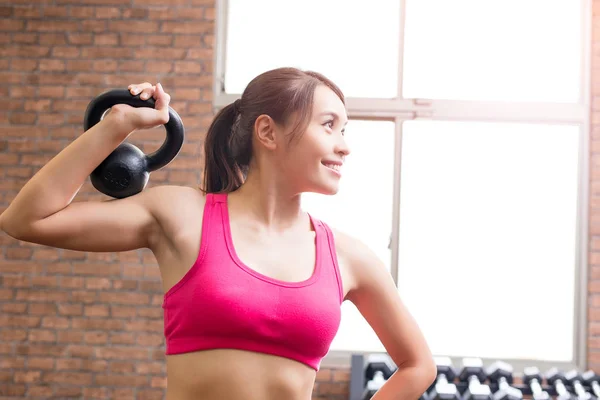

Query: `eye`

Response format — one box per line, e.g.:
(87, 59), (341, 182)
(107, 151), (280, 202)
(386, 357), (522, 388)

(323, 120), (334, 129)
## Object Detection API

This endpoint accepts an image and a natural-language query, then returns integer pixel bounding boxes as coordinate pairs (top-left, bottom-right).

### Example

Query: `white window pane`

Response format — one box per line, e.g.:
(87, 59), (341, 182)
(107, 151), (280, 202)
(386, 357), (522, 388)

(225, 0), (400, 98)
(403, 0), (582, 103)
(398, 120), (580, 361)
(302, 121), (395, 352)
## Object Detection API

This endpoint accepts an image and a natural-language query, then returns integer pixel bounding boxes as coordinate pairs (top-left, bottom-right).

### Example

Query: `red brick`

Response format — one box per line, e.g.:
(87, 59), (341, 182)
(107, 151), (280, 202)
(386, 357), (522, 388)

(147, 35), (173, 46)
(13, 33), (38, 44)
(38, 86), (65, 98)
(56, 387), (84, 397)
(0, 384), (25, 396)
(67, 32), (93, 45)
(14, 371), (41, 383)
(57, 330), (84, 343)
(110, 332), (136, 345)
(16, 290), (69, 302)
(95, 374), (149, 386)
(56, 358), (82, 370)
(109, 20), (159, 33)
(71, 318), (123, 331)
(11, 59), (38, 71)
(44, 6), (69, 17)
(41, 316), (70, 329)
(98, 292), (150, 305)
(96, 7), (121, 18)
(84, 332), (108, 344)
(94, 33), (119, 46)
(1, 19), (26, 31)
(123, 8), (148, 18)
(174, 61), (203, 74)
(1, 329), (27, 341)
(95, 347), (149, 360)
(0, 357), (26, 369)
(28, 329), (57, 343)
(138, 389), (165, 400)
(82, 20), (107, 33)
(27, 20), (78, 32)
(3, 303), (27, 314)
(84, 304), (109, 317)
(110, 361), (135, 373)
(43, 371), (92, 385)
(52, 46), (81, 58)
(29, 303), (57, 315)
(28, 357), (55, 370)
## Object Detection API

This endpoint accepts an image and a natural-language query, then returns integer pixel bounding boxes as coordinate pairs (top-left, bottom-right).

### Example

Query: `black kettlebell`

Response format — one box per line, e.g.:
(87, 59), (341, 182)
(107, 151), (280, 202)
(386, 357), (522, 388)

(83, 89), (185, 199)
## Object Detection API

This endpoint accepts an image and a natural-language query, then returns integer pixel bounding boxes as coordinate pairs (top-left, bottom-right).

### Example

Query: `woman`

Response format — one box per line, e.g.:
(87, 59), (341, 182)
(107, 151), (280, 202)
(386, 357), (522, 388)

(0, 68), (435, 400)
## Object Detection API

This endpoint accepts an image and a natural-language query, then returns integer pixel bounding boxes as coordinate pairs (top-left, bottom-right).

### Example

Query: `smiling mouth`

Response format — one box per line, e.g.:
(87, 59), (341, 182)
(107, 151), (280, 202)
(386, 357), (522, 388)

(322, 162), (342, 173)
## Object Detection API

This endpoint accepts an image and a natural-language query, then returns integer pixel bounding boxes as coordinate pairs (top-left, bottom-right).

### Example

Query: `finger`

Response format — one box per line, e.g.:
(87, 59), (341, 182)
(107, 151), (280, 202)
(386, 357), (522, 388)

(139, 86), (156, 101)
(153, 83), (171, 123)
(128, 82), (153, 96)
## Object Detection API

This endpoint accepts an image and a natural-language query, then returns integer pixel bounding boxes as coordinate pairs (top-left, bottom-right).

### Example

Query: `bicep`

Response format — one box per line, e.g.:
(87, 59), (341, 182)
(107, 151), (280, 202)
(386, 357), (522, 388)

(14, 189), (163, 252)
(344, 237), (433, 368)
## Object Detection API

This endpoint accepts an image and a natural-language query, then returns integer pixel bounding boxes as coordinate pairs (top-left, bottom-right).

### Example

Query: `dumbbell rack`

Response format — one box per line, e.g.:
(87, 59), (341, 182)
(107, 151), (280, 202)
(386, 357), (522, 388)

(349, 354), (599, 400)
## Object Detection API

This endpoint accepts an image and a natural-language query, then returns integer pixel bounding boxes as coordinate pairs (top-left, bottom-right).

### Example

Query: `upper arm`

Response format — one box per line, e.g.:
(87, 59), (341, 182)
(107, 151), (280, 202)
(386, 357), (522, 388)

(335, 231), (435, 372)
(2, 185), (192, 253)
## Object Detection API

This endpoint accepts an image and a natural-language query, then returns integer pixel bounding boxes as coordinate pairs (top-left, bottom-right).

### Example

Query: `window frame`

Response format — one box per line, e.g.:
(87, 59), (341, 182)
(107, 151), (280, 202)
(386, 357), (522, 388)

(213, 0), (592, 372)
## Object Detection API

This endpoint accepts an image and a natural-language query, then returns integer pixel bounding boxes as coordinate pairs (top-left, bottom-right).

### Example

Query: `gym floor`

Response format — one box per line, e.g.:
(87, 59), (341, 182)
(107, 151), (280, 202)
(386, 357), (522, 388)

(0, 1), (597, 399)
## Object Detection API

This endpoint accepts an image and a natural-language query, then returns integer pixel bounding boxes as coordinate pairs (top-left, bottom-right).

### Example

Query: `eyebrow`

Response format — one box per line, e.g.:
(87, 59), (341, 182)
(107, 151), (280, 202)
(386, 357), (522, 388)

(318, 111), (349, 126)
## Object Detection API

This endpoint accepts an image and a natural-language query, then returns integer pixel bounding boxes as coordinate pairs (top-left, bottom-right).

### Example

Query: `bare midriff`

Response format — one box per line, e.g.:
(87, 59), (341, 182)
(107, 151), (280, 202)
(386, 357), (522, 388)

(165, 349), (317, 400)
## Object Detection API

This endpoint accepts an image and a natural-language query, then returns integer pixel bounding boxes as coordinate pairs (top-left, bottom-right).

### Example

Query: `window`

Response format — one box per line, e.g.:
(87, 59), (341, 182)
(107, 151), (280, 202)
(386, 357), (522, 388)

(398, 120), (581, 362)
(223, 0), (400, 98)
(215, 0), (590, 370)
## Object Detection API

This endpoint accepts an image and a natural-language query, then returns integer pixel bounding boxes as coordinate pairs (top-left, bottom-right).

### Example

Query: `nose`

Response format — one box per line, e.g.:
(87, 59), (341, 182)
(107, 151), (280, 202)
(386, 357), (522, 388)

(335, 135), (351, 158)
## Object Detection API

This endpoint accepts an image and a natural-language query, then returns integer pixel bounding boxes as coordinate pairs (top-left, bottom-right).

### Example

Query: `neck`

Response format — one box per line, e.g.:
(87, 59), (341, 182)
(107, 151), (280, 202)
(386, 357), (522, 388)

(228, 166), (306, 232)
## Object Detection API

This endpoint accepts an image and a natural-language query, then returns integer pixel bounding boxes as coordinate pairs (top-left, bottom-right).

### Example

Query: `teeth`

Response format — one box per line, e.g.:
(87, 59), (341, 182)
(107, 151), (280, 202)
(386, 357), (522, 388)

(324, 163), (341, 171)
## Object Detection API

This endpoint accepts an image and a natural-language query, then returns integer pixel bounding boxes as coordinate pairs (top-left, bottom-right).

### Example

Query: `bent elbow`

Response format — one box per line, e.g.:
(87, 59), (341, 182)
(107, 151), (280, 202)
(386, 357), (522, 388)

(0, 215), (30, 241)
(421, 357), (438, 388)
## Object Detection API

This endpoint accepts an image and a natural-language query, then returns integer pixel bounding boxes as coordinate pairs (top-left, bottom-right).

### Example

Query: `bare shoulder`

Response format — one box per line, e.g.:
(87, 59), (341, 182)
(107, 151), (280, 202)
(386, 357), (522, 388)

(326, 225), (387, 297)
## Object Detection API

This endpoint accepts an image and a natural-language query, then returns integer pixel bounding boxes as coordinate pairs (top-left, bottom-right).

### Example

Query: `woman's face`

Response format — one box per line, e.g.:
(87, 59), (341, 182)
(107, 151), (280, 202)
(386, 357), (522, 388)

(277, 85), (350, 195)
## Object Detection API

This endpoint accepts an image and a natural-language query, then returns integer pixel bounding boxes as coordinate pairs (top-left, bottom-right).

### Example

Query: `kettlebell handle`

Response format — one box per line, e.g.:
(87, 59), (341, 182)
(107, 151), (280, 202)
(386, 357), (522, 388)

(83, 89), (185, 172)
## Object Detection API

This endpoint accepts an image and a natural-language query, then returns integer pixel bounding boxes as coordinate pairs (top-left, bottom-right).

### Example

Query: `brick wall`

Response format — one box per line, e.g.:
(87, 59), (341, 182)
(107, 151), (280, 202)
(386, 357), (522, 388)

(0, 0), (350, 399)
(1, 1), (595, 400)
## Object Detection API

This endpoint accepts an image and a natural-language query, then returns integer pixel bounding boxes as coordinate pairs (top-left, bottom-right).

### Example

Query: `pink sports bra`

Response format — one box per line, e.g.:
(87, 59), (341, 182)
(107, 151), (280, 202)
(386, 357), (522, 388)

(162, 193), (344, 370)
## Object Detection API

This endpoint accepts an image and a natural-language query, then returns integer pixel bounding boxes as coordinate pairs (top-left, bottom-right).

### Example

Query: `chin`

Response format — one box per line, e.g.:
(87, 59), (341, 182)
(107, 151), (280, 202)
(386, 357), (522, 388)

(308, 181), (340, 196)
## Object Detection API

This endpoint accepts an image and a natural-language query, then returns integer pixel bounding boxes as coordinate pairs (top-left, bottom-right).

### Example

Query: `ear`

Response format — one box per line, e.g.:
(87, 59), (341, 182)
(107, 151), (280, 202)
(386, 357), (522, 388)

(253, 114), (279, 151)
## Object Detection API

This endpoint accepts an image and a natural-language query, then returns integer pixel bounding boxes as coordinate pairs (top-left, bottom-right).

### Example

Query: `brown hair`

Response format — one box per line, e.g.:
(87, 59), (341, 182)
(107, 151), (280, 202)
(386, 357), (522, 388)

(201, 67), (345, 194)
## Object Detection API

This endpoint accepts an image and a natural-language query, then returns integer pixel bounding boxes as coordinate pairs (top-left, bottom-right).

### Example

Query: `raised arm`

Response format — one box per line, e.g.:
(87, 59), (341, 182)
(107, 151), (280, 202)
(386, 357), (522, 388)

(0, 83), (173, 252)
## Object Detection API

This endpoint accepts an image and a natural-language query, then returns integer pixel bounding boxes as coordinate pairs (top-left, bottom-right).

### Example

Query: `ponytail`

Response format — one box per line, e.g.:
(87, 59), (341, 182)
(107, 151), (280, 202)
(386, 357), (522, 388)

(202, 100), (250, 193)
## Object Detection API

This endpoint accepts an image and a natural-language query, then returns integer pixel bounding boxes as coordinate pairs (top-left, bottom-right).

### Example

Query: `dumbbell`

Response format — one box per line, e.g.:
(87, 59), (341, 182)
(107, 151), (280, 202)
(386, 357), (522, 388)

(361, 354), (396, 400)
(365, 354), (396, 381)
(458, 358), (492, 400)
(583, 371), (600, 399)
(362, 370), (386, 400)
(546, 368), (573, 400)
(486, 361), (523, 400)
(429, 356), (460, 400)
(523, 367), (550, 400)
(566, 370), (595, 400)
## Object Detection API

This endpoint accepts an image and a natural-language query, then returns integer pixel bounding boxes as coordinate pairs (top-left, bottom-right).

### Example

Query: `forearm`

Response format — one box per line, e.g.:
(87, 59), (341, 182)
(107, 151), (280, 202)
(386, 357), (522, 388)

(2, 112), (132, 228)
(371, 365), (434, 400)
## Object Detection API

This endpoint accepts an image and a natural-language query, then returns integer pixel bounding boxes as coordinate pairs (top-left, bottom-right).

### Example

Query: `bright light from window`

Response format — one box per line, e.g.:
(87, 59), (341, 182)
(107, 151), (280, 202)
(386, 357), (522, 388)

(225, 0), (400, 98)
(398, 120), (580, 361)
(403, 0), (582, 103)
